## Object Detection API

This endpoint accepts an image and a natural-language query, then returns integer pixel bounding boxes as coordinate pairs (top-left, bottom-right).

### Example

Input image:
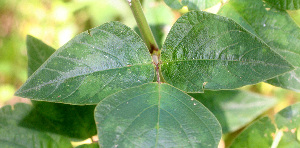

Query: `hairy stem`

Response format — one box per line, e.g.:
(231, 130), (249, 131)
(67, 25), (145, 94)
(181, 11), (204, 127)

(128, 0), (165, 83)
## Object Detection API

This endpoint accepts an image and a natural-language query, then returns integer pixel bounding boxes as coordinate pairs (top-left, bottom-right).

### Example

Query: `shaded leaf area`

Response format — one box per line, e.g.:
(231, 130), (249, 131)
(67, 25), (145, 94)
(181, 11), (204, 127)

(0, 103), (72, 148)
(95, 83), (221, 148)
(265, 0), (300, 10)
(21, 35), (97, 139)
(15, 22), (154, 104)
(230, 103), (300, 148)
(161, 11), (293, 92)
(76, 143), (99, 148)
(163, 0), (220, 10)
(189, 90), (277, 133)
(218, 0), (300, 92)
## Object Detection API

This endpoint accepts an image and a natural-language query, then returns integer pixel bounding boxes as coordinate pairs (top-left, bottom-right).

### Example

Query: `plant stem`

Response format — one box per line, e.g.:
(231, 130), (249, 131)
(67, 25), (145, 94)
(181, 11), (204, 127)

(128, 0), (165, 83)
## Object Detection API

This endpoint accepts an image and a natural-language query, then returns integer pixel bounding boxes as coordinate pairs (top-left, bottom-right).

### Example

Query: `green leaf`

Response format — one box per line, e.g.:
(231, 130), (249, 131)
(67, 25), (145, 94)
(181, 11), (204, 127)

(275, 102), (300, 130)
(161, 11), (293, 92)
(26, 35), (56, 76)
(189, 90), (277, 133)
(264, 0), (300, 10)
(163, 0), (220, 10)
(0, 103), (72, 148)
(75, 143), (99, 148)
(95, 83), (221, 147)
(25, 35), (97, 139)
(15, 22), (154, 104)
(218, 0), (300, 92)
(230, 103), (300, 148)
(229, 117), (276, 148)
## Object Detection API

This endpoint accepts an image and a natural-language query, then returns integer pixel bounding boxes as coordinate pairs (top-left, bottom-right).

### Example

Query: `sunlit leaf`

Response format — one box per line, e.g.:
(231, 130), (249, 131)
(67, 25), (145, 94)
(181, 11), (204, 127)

(95, 83), (221, 147)
(264, 0), (300, 10)
(0, 103), (72, 148)
(163, 0), (220, 10)
(161, 11), (293, 92)
(189, 90), (277, 133)
(218, 0), (300, 92)
(15, 22), (154, 104)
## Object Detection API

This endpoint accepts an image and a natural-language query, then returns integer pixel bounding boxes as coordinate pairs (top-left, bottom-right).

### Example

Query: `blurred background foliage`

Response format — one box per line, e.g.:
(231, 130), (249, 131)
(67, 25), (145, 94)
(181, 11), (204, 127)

(0, 0), (299, 116)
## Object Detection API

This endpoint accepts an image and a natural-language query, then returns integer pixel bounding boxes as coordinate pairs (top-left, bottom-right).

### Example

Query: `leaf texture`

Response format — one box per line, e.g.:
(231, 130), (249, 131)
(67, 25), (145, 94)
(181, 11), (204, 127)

(95, 83), (221, 148)
(264, 0), (300, 10)
(163, 0), (220, 10)
(218, 0), (300, 92)
(161, 11), (294, 92)
(16, 22), (154, 104)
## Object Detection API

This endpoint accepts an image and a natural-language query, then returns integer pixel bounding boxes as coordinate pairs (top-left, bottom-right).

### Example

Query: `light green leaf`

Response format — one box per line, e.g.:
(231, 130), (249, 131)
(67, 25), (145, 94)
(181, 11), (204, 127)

(15, 22), (154, 104)
(229, 117), (276, 148)
(163, 0), (220, 10)
(189, 90), (277, 133)
(218, 0), (300, 92)
(275, 102), (300, 130)
(75, 143), (99, 148)
(161, 11), (293, 92)
(230, 103), (300, 148)
(0, 103), (72, 148)
(95, 83), (221, 147)
(264, 0), (300, 10)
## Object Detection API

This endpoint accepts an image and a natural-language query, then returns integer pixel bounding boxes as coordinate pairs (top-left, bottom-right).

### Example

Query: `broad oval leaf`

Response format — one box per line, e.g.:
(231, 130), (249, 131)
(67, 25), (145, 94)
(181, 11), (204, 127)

(275, 102), (300, 129)
(218, 0), (300, 92)
(15, 22), (154, 104)
(163, 0), (220, 10)
(189, 90), (277, 133)
(161, 11), (293, 92)
(264, 0), (300, 10)
(95, 83), (221, 147)
(0, 103), (72, 148)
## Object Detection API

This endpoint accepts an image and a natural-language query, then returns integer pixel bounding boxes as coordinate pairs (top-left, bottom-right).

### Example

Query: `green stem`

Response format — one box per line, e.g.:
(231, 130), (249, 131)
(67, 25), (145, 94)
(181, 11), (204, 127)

(128, 0), (165, 83)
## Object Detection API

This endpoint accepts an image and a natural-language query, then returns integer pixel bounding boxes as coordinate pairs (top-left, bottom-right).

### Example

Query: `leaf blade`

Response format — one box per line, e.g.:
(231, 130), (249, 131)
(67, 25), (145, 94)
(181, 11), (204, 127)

(16, 22), (154, 104)
(95, 83), (221, 147)
(161, 11), (294, 92)
(163, 0), (220, 10)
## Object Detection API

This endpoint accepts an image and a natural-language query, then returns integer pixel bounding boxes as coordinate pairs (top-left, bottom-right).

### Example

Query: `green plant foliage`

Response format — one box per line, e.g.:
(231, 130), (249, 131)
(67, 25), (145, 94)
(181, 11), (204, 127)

(264, 0), (300, 10)
(95, 83), (221, 147)
(230, 103), (300, 148)
(0, 103), (72, 148)
(24, 35), (97, 139)
(75, 143), (99, 148)
(189, 90), (277, 133)
(161, 11), (293, 92)
(218, 0), (300, 92)
(163, 0), (220, 10)
(15, 22), (154, 105)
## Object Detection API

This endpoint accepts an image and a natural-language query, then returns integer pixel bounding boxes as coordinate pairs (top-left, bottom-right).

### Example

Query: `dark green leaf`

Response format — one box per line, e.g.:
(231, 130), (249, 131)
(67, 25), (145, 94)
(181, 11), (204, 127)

(229, 117), (276, 148)
(0, 103), (72, 148)
(218, 0), (300, 92)
(264, 0), (300, 10)
(25, 35), (97, 139)
(164, 0), (220, 10)
(26, 35), (56, 76)
(189, 90), (277, 133)
(161, 11), (293, 92)
(95, 83), (221, 147)
(15, 22), (154, 104)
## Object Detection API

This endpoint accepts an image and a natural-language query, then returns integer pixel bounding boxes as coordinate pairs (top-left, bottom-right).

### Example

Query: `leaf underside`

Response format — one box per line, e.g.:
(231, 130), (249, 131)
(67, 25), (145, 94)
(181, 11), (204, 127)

(161, 11), (294, 92)
(95, 83), (221, 148)
(15, 22), (154, 105)
(218, 0), (300, 92)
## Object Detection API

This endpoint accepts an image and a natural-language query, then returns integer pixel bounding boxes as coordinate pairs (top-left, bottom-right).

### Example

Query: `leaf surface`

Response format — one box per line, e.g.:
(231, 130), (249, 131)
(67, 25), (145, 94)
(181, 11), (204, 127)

(230, 103), (300, 148)
(264, 0), (300, 10)
(163, 0), (220, 10)
(161, 11), (293, 92)
(16, 22), (154, 104)
(95, 83), (221, 148)
(0, 103), (72, 148)
(218, 0), (300, 92)
(189, 90), (277, 133)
